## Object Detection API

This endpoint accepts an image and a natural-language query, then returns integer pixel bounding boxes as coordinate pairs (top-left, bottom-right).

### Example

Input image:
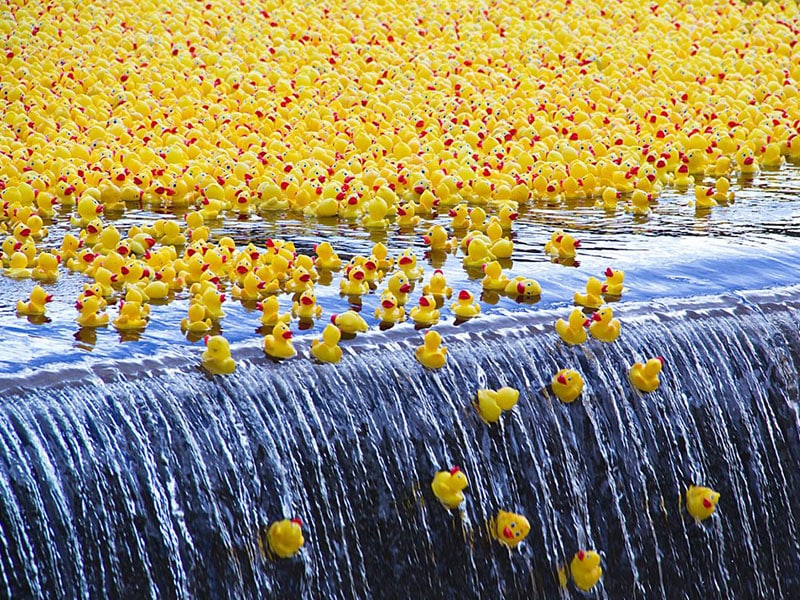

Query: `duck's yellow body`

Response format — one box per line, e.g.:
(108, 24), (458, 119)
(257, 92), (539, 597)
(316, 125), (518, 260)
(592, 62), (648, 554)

(431, 467), (468, 509)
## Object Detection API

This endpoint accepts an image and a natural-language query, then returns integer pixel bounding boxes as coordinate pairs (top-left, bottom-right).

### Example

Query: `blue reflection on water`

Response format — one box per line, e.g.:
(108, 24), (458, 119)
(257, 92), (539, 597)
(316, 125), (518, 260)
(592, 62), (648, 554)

(2, 164), (799, 374)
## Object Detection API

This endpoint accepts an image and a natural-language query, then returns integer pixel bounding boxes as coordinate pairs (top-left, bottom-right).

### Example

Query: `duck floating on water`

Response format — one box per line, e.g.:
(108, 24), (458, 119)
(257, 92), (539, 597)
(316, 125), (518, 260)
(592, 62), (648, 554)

(451, 290), (481, 320)
(331, 310), (369, 336)
(555, 309), (590, 345)
(602, 267), (625, 297)
(267, 518), (305, 558)
(475, 387), (520, 423)
(423, 269), (453, 298)
(574, 276), (604, 309)
(629, 357), (664, 392)
(589, 306), (621, 342)
(686, 485), (720, 522)
(201, 335), (236, 375)
(415, 329), (447, 369)
(263, 321), (295, 359)
(410, 294), (440, 326)
(374, 290), (405, 324)
(311, 324), (343, 364)
(493, 510), (530, 549)
(16, 284), (53, 316)
(551, 369), (584, 403)
(431, 466), (469, 509)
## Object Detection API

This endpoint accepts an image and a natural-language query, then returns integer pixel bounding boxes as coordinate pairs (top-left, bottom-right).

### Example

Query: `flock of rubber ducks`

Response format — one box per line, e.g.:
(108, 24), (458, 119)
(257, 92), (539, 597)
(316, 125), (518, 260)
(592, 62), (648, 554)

(0, 0), (779, 587)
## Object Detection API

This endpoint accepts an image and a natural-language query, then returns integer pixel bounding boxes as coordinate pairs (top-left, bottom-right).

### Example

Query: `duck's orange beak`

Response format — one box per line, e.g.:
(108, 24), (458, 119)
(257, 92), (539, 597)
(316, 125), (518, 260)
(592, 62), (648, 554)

(557, 374), (567, 385)
(503, 526), (513, 539)
(282, 330), (293, 340)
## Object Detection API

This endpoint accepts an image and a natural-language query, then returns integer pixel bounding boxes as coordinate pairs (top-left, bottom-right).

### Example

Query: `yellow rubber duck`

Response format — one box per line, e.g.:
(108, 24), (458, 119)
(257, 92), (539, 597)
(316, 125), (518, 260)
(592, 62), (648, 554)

(339, 265), (369, 296)
(493, 510), (530, 549)
(475, 387), (520, 424)
(415, 329), (447, 369)
(331, 310), (369, 336)
(431, 467), (469, 509)
(735, 146), (759, 175)
(75, 294), (109, 327)
(570, 550), (603, 592)
(451, 290), (481, 320)
(713, 177), (734, 203)
(181, 302), (213, 333)
(267, 518), (304, 559)
(693, 185), (717, 210)
(629, 357), (664, 393)
(422, 225), (457, 253)
(629, 189), (652, 216)
(481, 261), (510, 291)
(555, 309), (590, 345)
(16, 284), (53, 316)
(386, 271), (412, 305)
(257, 296), (292, 329)
(462, 237), (495, 269)
(263, 321), (296, 360)
(551, 369), (584, 403)
(361, 197), (389, 228)
(574, 276), (604, 309)
(112, 300), (148, 331)
(448, 203), (470, 229)
(409, 294), (440, 326)
(686, 485), (720, 522)
(423, 269), (453, 298)
(371, 242), (394, 272)
(4, 251), (32, 279)
(503, 276), (542, 298)
(310, 324), (343, 364)
(314, 241), (342, 270)
(285, 265), (314, 294)
(673, 163), (694, 188)
(397, 248), (424, 280)
(602, 267), (625, 297)
(589, 306), (621, 342)
(374, 291), (405, 324)
(486, 219), (513, 259)
(292, 289), (323, 321)
(199, 335), (236, 375)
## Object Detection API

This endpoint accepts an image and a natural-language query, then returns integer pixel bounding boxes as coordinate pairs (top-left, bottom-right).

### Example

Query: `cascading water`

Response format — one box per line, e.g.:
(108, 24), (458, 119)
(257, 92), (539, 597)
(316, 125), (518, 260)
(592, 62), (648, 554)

(1, 287), (799, 599)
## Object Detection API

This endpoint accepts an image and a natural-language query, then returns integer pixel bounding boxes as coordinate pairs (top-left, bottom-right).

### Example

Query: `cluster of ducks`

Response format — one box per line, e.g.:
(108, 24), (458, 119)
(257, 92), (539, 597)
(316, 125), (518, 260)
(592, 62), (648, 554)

(0, 0), (778, 588)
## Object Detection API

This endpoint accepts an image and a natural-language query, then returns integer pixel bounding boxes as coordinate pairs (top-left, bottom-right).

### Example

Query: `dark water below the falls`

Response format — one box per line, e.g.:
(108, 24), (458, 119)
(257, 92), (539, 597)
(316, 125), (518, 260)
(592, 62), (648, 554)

(1, 287), (799, 599)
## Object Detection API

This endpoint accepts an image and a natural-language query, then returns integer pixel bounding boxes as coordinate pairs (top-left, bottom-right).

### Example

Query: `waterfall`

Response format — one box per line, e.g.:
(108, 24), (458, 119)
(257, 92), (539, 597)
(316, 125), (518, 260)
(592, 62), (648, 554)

(1, 287), (799, 599)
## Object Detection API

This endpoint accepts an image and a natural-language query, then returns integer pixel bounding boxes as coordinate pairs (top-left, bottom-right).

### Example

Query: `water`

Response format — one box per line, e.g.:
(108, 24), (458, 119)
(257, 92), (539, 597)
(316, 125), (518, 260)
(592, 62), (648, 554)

(1, 165), (800, 373)
(1, 288), (799, 598)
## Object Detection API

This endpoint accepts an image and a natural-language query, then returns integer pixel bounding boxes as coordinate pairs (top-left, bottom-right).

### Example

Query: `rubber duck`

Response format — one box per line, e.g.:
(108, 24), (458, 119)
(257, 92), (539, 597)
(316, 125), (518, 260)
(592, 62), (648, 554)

(198, 287), (226, 321)
(71, 195), (103, 228)
(339, 265), (369, 296)
(760, 142), (784, 169)
(4, 251), (32, 279)
(693, 185), (717, 210)
(597, 187), (621, 211)
(361, 197), (389, 228)
(551, 369), (584, 403)
(735, 146), (759, 176)
(552, 233), (581, 259)
(493, 510), (530, 549)
(544, 230), (565, 256)
(589, 306), (621, 342)
(629, 189), (653, 216)
(423, 269), (453, 298)
(673, 163), (694, 188)
(475, 387), (520, 424)
(31, 251), (60, 282)
(415, 329), (447, 369)
(386, 271), (412, 306)
(311, 324), (343, 363)
(161, 220), (187, 246)
(371, 242), (394, 271)
(713, 177), (734, 203)
(285, 265), (315, 294)
(361, 257), (384, 284)
(503, 276), (542, 299)
(16, 284), (53, 316)
(267, 518), (304, 559)
(555, 309), (590, 345)
(181, 302), (213, 333)
(462, 237), (495, 269)
(232, 271), (267, 301)
(629, 357), (664, 393)
(422, 225), (457, 253)
(256, 297), (291, 329)
(431, 467), (469, 509)
(263, 321), (295, 360)
(314, 241), (342, 271)
(451, 290), (481, 320)
(602, 267), (625, 297)
(497, 205), (518, 230)
(113, 300), (148, 331)
(59, 233), (83, 262)
(570, 550), (603, 592)
(397, 248), (424, 280)
(686, 486), (720, 522)
(330, 310), (369, 335)
(292, 289), (323, 321)
(410, 294), (440, 326)
(574, 276), (605, 309)
(448, 204), (470, 229)
(481, 261), (510, 291)
(374, 291), (405, 324)
(396, 202), (420, 228)
(75, 294), (109, 327)
(486, 219), (513, 259)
